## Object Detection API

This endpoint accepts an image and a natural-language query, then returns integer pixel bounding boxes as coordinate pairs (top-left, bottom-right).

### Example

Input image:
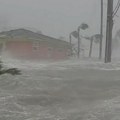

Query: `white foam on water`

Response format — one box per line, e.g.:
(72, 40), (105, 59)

(83, 96), (120, 120)
(2, 58), (120, 71)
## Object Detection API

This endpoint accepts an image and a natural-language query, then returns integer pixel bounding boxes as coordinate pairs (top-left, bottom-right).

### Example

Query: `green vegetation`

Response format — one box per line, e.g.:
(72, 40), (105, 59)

(0, 61), (21, 75)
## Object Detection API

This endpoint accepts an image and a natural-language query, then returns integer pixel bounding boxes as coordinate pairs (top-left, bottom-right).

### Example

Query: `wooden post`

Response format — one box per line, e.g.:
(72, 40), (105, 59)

(105, 0), (113, 63)
(99, 0), (103, 59)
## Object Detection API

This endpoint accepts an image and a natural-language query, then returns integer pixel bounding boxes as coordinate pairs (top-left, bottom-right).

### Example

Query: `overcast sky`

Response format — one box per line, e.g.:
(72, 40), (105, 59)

(0, 0), (119, 40)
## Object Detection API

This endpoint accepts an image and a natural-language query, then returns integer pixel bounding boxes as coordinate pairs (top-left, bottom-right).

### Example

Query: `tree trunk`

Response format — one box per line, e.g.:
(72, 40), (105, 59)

(89, 39), (93, 58)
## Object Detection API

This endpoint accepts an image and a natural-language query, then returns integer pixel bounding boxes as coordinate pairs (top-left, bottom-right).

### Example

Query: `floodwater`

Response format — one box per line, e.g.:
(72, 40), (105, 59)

(0, 59), (120, 120)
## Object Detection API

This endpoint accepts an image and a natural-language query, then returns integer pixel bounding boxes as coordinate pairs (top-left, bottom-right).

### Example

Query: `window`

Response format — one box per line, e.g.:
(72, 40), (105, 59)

(32, 41), (39, 51)
(48, 47), (53, 51)
(48, 47), (53, 58)
(58, 48), (63, 52)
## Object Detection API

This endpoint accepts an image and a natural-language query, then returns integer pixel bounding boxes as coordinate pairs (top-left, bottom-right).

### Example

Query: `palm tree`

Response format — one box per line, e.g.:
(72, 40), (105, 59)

(83, 34), (102, 58)
(77, 23), (89, 58)
(69, 31), (79, 56)
(79, 23), (89, 30)
(82, 36), (93, 58)
(89, 37), (94, 58)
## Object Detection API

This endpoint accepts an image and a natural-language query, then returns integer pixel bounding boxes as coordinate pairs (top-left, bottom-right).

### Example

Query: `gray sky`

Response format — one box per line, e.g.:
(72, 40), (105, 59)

(0, 0), (119, 40)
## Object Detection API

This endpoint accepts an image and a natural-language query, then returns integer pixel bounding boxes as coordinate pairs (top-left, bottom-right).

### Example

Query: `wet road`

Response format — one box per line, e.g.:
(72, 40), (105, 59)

(0, 60), (120, 120)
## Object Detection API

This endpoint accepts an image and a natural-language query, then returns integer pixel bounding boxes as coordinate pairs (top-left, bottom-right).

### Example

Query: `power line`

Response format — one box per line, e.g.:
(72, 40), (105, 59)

(113, 0), (120, 17)
(113, 0), (120, 13)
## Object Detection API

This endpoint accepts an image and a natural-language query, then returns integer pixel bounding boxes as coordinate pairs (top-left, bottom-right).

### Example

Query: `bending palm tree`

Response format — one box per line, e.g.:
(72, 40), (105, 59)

(83, 34), (102, 58)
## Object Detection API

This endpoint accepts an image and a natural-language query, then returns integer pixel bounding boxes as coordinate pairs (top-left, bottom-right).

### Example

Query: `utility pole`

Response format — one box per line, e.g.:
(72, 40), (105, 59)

(99, 0), (103, 60)
(105, 0), (113, 63)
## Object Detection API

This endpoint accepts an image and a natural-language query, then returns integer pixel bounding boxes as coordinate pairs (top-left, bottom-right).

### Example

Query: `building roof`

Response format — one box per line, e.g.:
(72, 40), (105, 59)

(0, 29), (70, 47)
